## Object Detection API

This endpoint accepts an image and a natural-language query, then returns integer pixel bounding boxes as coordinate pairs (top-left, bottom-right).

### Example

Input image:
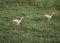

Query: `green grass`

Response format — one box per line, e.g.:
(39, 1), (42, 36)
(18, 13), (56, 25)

(0, 5), (60, 43)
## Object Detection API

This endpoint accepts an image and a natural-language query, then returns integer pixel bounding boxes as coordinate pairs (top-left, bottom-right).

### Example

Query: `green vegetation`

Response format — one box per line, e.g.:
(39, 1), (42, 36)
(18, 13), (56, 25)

(0, 0), (60, 43)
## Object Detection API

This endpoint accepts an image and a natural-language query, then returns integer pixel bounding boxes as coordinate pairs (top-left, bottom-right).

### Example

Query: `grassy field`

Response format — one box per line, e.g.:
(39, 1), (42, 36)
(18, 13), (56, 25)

(0, 0), (60, 43)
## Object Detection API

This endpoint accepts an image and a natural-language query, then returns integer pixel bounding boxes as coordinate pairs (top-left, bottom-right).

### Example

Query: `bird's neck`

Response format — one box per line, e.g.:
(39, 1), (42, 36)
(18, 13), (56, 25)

(50, 14), (53, 18)
(18, 17), (23, 23)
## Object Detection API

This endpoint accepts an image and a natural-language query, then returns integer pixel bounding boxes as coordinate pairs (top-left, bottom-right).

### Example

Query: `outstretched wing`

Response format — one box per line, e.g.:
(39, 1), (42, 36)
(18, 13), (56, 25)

(13, 19), (19, 23)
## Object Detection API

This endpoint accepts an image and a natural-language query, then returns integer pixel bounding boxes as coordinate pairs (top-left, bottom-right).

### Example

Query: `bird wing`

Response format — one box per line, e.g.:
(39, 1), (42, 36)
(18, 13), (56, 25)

(45, 15), (50, 18)
(13, 19), (19, 23)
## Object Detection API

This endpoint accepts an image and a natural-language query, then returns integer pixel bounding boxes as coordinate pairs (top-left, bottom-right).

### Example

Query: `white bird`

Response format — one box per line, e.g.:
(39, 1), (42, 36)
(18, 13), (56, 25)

(44, 12), (54, 21)
(13, 17), (24, 27)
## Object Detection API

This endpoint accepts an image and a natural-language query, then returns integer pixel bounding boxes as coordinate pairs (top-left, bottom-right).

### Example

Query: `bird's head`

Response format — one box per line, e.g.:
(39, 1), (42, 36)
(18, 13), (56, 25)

(52, 12), (54, 15)
(21, 17), (24, 19)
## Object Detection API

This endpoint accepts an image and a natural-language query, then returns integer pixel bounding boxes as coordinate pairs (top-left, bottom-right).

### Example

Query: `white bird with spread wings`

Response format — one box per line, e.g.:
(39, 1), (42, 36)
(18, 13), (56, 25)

(13, 17), (24, 27)
(44, 12), (54, 21)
